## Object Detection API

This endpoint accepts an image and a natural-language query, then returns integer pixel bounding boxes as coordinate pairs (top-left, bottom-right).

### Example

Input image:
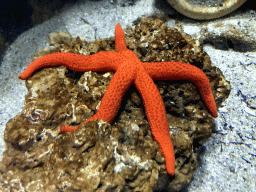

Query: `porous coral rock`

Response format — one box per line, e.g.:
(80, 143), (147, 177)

(0, 17), (230, 191)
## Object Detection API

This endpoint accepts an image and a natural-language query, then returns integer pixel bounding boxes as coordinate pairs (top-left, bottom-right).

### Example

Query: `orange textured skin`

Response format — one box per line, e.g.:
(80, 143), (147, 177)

(19, 23), (218, 176)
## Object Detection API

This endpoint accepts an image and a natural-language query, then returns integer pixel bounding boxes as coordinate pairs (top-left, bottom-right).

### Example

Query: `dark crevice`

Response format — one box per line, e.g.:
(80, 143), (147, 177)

(202, 35), (256, 52)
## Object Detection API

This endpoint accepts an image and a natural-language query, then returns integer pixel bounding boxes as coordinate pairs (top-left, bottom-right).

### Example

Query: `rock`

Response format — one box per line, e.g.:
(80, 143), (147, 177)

(0, 17), (230, 191)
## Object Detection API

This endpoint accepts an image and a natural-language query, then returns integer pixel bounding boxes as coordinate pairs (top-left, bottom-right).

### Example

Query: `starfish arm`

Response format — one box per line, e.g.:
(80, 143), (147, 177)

(135, 66), (175, 176)
(19, 52), (121, 79)
(144, 62), (218, 117)
(61, 60), (137, 133)
(115, 23), (128, 52)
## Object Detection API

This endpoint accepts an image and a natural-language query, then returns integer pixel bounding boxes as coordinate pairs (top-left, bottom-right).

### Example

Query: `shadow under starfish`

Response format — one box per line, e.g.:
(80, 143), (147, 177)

(19, 23), (218, 176)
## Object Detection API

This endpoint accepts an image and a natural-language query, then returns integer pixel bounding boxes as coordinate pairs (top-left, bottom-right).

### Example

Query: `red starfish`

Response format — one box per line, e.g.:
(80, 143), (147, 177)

(19, 23), (218, 176)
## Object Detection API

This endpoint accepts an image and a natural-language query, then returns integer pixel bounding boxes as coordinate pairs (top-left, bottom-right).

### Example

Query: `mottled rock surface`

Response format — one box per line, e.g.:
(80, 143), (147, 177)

(0, 18), (230, 191)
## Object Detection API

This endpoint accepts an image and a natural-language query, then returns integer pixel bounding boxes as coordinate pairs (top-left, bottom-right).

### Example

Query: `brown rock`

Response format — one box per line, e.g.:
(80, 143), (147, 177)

(0, 17), (230, 191)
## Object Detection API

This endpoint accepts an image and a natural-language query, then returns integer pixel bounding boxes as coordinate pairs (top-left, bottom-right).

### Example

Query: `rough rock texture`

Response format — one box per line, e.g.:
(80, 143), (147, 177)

(0, 18), (230, 191)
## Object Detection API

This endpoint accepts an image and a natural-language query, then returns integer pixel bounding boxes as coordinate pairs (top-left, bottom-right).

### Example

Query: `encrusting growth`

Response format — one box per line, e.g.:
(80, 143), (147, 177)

(19, 23), (218, 176)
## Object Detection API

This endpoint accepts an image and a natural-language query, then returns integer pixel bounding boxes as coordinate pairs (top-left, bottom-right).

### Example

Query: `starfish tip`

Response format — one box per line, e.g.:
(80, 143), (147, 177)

(60, 125), (78, 133)
(115, 23), (123, 34)
(19, 73), (26, 80)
